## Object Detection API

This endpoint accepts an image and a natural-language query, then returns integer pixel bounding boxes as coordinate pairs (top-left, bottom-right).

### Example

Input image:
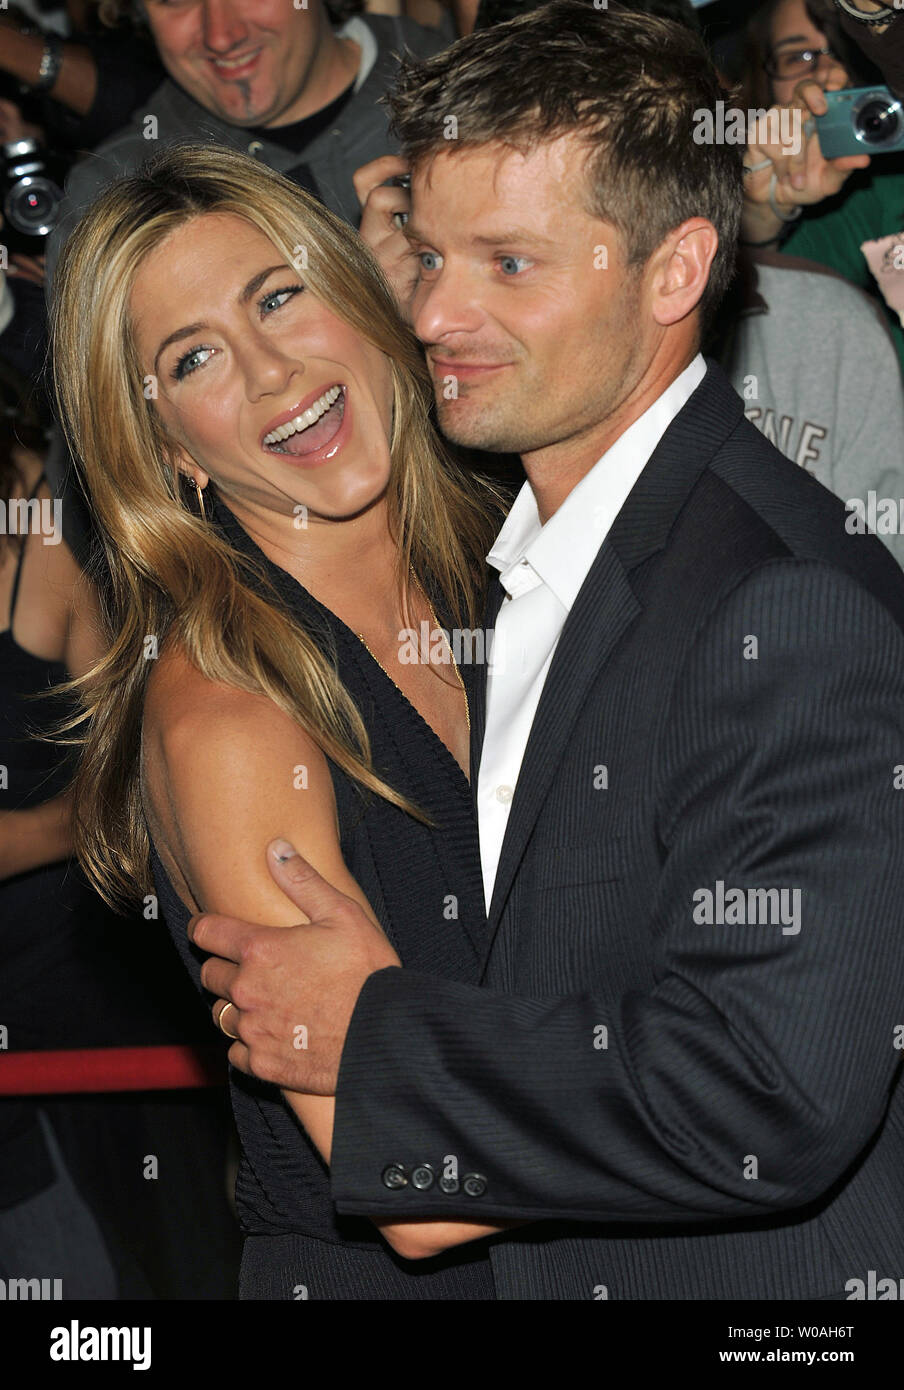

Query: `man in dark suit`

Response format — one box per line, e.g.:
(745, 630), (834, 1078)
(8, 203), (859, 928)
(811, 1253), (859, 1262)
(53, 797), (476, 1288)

(190, 2), (904, 1298)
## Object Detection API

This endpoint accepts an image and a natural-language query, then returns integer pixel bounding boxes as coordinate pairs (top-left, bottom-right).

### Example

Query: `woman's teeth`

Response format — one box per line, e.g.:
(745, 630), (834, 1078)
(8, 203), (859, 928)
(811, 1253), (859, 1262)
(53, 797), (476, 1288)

(263, 386), (343, 446)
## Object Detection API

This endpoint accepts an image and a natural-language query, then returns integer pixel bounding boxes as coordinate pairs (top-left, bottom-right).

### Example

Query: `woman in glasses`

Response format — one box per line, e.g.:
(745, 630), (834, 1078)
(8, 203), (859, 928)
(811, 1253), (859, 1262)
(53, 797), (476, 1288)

(744, 0), (850, 107)
(738, 0), (904, 371)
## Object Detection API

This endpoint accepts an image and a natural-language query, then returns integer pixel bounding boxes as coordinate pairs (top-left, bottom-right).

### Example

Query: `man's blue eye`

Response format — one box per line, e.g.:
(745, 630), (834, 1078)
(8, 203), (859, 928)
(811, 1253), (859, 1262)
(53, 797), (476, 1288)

(419, 251), (441, 272)
(499, 256), (529, 276)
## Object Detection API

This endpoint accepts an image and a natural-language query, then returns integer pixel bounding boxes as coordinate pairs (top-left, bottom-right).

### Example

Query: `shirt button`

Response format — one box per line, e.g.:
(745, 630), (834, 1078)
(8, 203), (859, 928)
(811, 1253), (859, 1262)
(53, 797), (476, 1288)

(439, 1174), (460, 1194)
(495, 785), (513, 804)
(247, 139), (263, 156)
(381, 1163), (408, 1190)
(463, 1173), (487, 1198)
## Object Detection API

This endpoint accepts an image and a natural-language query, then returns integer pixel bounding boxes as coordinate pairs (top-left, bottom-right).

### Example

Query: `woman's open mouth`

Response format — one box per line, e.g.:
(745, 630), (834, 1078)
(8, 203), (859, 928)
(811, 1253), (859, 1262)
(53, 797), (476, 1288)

(262, 385), (346, 459)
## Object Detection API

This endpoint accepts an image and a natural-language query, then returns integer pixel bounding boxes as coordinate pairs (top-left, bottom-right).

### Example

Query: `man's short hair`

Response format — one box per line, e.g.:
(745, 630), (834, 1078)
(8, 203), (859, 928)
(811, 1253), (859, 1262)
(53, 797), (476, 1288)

(388, 0), (743, 324)
(475, 0), (701, 32)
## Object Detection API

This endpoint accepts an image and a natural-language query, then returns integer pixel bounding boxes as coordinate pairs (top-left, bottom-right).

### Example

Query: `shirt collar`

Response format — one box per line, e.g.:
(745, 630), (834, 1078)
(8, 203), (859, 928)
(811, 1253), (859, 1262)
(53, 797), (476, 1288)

(487, 355), (707, 610)
(340, 16), (378, 91)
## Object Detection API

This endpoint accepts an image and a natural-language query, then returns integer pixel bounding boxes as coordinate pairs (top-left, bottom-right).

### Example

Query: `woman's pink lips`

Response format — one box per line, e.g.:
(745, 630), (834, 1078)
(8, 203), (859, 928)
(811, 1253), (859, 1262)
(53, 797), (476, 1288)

(259, 383), (346, 448)
(264, 388), (351, 471)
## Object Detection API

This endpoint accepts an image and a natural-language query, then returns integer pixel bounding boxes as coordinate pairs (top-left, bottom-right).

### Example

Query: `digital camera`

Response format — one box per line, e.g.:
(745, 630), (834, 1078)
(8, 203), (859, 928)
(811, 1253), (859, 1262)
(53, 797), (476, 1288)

(1, 138), (67, 257)
(815, 86), (904, 160)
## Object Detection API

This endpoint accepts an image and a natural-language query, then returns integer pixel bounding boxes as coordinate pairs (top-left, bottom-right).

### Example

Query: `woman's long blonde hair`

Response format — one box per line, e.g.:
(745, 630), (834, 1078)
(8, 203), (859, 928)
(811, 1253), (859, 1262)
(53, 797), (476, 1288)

(50, 142), (503, 910)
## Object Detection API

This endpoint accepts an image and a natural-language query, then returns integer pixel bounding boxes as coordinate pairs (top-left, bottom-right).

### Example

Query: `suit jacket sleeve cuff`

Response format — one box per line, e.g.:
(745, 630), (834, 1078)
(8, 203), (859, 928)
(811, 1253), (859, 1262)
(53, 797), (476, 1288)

(330, 966), (503, 1219)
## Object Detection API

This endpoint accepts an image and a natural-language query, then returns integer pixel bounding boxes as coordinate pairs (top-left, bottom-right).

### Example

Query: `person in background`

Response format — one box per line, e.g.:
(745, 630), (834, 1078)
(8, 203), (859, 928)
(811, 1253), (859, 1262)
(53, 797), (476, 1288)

(46, 0), (449, 289)
(697, 0), (904, 559)
(0, 3), (165, 154)
(711, 247), (904, 566)
(0, 2), (162, 384)
(0, 299), (242, 1297)
(739, 0), (904, 370)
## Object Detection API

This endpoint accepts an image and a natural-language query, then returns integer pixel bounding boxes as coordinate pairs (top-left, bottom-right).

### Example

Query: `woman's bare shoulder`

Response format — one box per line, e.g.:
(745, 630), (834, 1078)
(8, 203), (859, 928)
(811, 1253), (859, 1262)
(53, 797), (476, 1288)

(144, 637), (325, 762)
(141, 638), (346, 924)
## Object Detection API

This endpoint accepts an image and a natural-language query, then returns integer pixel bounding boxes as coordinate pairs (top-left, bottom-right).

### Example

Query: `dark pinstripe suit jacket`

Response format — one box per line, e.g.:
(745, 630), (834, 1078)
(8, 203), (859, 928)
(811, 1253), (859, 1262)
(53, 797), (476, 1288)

(330, 360), (904, 1299)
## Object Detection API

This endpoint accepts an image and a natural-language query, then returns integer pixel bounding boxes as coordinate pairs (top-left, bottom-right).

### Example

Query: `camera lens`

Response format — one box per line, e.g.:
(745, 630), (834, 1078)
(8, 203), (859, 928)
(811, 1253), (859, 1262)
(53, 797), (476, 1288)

(4, 176), (63, 237)
(853, 94), (902, 148)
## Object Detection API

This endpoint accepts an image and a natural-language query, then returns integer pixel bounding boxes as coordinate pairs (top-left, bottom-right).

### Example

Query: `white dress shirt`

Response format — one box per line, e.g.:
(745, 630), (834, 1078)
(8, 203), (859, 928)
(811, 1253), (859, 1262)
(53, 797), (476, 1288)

(477, 354), (708, 912)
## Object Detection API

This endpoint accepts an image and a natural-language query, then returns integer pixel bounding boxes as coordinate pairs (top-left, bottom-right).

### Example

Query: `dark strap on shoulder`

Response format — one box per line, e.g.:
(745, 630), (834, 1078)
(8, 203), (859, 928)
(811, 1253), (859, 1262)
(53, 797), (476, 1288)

(8, 471), (46, 625)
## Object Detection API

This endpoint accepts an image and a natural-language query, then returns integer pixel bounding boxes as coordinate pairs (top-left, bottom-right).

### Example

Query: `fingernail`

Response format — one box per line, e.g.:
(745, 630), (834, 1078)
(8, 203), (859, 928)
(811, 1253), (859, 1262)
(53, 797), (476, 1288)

(269, 838), (297, 863)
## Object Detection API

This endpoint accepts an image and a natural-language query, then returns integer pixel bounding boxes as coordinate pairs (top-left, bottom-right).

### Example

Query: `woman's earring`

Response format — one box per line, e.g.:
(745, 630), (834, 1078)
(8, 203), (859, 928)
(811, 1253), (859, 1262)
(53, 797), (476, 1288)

(195, 479), (207, 522)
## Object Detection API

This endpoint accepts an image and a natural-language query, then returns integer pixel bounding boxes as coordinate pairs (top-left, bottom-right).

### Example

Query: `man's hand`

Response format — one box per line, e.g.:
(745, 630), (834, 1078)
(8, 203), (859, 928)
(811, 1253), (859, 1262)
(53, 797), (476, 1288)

(354, 154), (419, 319)
(187, 838), (402, 1095)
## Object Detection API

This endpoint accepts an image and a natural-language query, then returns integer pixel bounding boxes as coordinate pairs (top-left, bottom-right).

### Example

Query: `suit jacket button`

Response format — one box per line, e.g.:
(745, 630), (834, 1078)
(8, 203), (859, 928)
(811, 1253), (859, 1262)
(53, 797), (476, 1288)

(439, 1175), (460, 1194)
(411, 1164), (435, 1190)
(463, 1173), (487, 1197)
(381, 1163), (408, 1190)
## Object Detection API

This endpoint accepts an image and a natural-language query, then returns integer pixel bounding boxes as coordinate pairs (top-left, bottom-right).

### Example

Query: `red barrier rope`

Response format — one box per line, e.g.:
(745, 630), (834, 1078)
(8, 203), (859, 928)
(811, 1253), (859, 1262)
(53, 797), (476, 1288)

(0, 1044), (227, 1095)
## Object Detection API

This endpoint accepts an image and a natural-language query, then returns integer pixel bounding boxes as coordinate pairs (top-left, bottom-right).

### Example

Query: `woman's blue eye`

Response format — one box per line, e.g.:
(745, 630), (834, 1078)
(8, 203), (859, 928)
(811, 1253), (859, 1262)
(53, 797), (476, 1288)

(499, 255), (530, 276)
(170, 284), (304, 381)
(419, 251), (442, 272)
(260, 284), (304, 313)
(172, 346), (214, 381)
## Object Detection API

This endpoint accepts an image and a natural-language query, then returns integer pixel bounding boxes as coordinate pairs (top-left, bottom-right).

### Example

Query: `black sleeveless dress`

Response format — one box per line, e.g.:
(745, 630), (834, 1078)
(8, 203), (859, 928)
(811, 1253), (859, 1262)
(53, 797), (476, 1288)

(0, 472), (82, 1212)
(148, 486), (497, 1299)
(0, 472), (241, 1297)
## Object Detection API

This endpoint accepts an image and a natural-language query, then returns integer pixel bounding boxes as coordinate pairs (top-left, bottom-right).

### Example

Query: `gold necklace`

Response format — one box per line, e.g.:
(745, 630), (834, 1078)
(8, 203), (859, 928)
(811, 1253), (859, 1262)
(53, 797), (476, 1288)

(356, 567), (471, 732)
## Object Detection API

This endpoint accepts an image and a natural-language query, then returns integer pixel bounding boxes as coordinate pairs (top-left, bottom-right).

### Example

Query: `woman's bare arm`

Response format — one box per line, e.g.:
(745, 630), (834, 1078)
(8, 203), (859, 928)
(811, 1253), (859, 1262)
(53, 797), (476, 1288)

(142, 645), (516, 1260)
(0, 794), (72, 880)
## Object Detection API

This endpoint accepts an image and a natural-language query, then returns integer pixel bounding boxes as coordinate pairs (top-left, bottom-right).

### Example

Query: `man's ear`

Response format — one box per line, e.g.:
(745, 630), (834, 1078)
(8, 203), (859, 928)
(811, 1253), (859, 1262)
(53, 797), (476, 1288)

(649, 219), (719, 327)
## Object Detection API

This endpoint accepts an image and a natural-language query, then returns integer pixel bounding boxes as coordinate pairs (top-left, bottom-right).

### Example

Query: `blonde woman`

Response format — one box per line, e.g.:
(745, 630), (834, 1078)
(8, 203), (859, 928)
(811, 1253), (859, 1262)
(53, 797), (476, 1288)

(50, 143), (506, 1299)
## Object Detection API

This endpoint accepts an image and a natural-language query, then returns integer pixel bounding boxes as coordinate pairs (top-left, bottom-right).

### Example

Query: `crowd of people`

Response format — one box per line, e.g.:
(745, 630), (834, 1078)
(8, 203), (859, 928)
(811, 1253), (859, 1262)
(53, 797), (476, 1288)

(1, 0), (903, 1302)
